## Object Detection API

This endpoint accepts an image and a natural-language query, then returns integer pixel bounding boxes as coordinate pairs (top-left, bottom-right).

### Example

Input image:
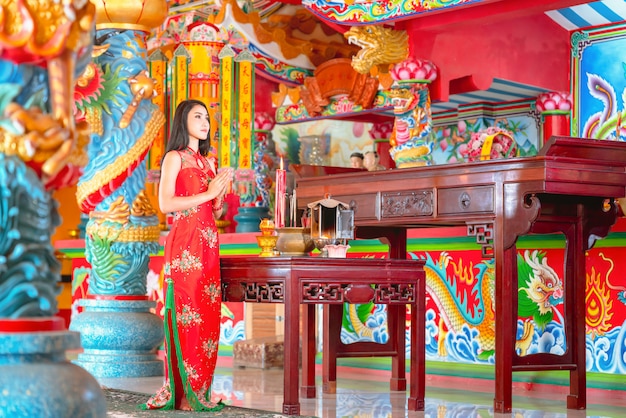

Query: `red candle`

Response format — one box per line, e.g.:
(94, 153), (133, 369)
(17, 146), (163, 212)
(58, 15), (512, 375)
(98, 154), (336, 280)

(275, 157), (286, 229)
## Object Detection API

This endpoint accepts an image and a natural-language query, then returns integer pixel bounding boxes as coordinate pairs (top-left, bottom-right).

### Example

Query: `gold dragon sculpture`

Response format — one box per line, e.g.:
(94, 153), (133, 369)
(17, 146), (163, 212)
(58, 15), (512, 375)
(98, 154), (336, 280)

(344, 25), (409, 89)
(0, 0), (95, 190)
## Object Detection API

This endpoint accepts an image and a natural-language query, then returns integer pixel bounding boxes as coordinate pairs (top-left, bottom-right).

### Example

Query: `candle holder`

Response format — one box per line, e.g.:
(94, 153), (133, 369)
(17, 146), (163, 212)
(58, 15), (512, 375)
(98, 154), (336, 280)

(256, 218), (278, 257)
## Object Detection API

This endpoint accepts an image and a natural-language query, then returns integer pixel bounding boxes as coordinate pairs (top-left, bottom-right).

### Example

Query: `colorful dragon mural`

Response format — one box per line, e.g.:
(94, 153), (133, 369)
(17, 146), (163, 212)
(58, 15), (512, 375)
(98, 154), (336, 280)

(340, 250), (566, 363)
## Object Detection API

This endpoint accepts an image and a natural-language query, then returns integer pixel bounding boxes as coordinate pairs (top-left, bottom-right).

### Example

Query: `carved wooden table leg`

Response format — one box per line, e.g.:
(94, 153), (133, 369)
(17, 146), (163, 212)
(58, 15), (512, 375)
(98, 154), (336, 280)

(408, 270), (426, 410)
(301, 304), (317, 398)
(283, 270), (300, 416)
(494, 245), (516, 413)
(322, 304), (341, 394)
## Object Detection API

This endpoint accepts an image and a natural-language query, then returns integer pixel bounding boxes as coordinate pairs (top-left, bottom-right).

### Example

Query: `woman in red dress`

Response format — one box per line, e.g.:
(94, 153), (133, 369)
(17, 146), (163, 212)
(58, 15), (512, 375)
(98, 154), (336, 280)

(142, 99), (233, 411)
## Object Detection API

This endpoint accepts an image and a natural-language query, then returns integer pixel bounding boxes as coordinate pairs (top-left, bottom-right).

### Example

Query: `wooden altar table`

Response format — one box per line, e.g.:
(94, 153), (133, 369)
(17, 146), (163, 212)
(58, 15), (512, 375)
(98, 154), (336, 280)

(220, 256), (426, 416)
(294, 137), (626, 413)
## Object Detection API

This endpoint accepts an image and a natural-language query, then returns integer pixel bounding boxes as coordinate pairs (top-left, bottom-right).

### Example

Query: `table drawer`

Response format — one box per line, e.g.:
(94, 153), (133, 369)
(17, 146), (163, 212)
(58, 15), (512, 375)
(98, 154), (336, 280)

(333, 193), (379, 221)
(438, 186), (494, 215)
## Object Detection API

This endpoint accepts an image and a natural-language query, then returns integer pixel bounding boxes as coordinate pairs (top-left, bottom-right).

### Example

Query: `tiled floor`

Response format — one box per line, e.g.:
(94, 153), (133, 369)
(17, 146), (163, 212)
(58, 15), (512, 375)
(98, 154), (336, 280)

(97, 356), (626, 418)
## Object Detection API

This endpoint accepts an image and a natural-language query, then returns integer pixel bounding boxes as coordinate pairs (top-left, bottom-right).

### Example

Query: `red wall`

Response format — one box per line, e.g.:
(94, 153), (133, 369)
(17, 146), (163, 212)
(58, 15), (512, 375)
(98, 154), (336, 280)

(404, 13), (571, 101)
(254, 74), (277, 115)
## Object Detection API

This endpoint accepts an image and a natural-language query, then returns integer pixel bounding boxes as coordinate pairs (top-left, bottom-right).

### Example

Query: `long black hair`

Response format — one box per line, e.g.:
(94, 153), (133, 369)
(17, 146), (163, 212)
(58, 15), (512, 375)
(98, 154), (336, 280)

(164, 99), (212, 161)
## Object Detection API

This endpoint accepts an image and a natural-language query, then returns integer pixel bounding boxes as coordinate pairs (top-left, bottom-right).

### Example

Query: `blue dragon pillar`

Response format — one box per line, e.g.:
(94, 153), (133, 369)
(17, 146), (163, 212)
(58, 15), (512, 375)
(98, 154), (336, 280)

(69, 1), (168, 378)
(0, 1), (106, 416)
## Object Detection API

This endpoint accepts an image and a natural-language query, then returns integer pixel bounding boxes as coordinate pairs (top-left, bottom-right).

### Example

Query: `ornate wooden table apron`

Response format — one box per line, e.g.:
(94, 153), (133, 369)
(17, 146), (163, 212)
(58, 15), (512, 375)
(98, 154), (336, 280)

(294, 137), (626, 413)
(220, 256), (426, 415)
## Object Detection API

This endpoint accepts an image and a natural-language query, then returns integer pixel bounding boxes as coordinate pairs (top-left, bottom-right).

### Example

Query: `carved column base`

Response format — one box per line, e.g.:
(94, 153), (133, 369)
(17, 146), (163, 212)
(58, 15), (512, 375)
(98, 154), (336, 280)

(69, 298), (164, 377)
(0, 317), (106, 417)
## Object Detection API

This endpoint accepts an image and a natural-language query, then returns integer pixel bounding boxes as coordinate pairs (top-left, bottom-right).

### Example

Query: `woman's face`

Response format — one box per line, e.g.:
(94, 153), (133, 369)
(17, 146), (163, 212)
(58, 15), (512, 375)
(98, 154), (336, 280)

(187, 104), (210, 141)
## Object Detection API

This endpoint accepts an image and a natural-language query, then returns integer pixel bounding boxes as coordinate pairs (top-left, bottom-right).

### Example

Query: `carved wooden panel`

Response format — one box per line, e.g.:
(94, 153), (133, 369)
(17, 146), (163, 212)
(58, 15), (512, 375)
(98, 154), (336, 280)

(466, 222), (494, 258)
(222, 281), (285, 303)
(301, 282), (417, 304)
(381, 190), (433, 218)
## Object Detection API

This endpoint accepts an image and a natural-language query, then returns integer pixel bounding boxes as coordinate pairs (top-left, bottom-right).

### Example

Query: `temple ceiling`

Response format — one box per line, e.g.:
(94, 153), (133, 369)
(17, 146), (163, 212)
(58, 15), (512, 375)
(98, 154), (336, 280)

(150, 0), (357, 84)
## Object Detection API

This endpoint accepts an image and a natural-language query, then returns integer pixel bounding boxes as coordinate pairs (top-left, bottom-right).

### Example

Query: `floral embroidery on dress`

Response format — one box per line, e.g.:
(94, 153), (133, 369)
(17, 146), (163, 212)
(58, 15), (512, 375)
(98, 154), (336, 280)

(170, 249), (203, 272)
(183, 359), (200, 382)
(195, 383), (220, 409)
(145, 384), (172, 408)
(178, 303), (203, 327)
(203, 283), (221, 303)
(202, 337), (218, 358)
(201, 227), (219, 248)
(174, 205), (199, 221)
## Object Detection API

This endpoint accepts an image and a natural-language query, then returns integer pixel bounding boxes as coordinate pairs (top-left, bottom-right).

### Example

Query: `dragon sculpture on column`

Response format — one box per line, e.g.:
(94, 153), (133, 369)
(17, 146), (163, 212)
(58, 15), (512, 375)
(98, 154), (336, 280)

(0, 2), (108, 416)
(0, 0), (94, 318)
(74, 0), (167, 297)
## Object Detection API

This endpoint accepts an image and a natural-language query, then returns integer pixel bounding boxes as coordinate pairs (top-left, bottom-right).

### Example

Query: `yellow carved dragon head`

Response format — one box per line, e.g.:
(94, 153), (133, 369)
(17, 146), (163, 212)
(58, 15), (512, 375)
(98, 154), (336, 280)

(344, 25), (409, 75)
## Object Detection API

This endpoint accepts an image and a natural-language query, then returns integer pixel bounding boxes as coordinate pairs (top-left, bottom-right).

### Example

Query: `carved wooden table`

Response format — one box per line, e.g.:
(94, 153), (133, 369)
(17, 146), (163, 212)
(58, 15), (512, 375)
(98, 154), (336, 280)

(295, 137), (626, 413)
(220, 256), (426, 415)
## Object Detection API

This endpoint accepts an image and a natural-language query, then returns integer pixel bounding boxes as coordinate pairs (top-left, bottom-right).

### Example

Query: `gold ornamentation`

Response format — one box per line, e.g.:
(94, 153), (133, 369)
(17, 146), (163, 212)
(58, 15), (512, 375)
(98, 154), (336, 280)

(0, 0), (95, 56)
(344, 26), (409, 75)
(85, 107), (103, 136)
(119, 70), (158, 129)
(76, 109), (165, 207)
(88, 195), (160, 242)
(131, 190), (157, 217)
(92, 0), (168, 32)
(0, 104), (90, 178)
(0, 0), (95, 185)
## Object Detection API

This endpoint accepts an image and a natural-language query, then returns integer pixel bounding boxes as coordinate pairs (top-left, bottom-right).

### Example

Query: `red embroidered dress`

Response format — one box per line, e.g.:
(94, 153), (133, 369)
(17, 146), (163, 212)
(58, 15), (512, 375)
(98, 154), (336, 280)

(142, 149), (224, 411)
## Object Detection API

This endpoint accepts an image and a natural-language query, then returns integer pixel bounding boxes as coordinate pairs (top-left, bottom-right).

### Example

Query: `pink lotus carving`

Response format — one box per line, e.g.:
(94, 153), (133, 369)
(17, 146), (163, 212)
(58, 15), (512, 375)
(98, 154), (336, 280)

(254, 112), (275, 131)
(391, 58), (438, 83)
(535, 91), (572, 114)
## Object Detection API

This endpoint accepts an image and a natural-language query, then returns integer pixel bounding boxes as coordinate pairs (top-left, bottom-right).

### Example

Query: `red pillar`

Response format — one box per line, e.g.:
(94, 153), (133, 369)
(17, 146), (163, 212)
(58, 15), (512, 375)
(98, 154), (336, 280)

(542, 112), (570, 144)
(535, 91), (572, 146)
(375, 139), (396, 169)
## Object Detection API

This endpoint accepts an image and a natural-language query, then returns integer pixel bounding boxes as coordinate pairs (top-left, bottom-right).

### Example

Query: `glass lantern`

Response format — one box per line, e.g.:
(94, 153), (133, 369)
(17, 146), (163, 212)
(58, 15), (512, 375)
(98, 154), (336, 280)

(307, 196), (355, 257)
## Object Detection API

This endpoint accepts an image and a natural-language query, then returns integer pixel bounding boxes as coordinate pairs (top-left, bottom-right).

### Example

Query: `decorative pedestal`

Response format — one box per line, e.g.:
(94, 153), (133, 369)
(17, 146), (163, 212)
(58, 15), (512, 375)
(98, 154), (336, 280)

(69, 298), (164, 377)
(535, 92), (572, 146)
(233, 335), (286, 369)
(0, 318), (106, 418)
(234, 206), (270, 233)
